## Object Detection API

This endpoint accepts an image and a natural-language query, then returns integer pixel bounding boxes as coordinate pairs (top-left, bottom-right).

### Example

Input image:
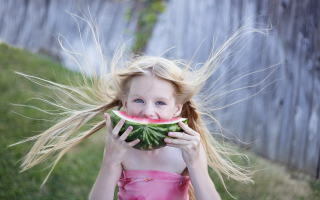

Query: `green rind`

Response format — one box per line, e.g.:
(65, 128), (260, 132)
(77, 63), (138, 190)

(110, 111), (188, 151)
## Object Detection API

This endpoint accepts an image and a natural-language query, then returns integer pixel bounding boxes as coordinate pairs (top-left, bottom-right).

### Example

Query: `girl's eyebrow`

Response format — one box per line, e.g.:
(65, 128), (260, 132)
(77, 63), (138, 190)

(130, 94), (143, 98)
(130, 94), (171, 101)
(157, 97), (170, 101)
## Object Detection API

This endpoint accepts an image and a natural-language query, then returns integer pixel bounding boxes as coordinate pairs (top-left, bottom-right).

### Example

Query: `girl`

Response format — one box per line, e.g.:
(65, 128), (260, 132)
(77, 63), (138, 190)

(89, 57), (222, 199)
(12, 25), (264, 199)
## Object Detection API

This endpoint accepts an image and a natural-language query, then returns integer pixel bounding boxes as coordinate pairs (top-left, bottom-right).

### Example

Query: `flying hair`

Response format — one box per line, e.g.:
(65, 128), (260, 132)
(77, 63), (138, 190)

(10, 14), (276, 199)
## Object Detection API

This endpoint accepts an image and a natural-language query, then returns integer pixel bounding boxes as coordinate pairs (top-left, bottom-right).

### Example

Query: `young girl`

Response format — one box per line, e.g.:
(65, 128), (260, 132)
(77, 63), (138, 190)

(89, 57), (223, 200)
(13, 25), (262, 200)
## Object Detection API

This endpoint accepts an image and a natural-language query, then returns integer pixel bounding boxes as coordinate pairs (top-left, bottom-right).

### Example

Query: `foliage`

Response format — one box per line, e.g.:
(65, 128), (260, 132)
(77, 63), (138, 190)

(127, 0), (166, 53)
(310, 179), (320, 196)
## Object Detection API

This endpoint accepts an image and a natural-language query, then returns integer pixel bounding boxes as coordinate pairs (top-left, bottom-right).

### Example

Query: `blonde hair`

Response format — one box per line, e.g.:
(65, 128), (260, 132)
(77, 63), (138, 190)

(11, 19), (272, 198)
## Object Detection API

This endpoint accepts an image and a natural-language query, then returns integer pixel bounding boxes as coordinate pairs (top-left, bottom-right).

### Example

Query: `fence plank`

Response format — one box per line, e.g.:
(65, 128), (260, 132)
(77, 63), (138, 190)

(305, 60), (320, 176)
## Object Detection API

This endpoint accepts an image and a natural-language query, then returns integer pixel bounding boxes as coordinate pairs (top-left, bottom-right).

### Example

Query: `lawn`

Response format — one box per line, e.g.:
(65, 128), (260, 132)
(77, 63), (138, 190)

(0, 43), (319, 199)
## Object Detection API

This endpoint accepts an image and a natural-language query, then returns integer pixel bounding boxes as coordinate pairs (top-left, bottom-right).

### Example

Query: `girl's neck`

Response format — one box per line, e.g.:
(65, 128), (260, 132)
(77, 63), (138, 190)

(132, 146), (167, 156)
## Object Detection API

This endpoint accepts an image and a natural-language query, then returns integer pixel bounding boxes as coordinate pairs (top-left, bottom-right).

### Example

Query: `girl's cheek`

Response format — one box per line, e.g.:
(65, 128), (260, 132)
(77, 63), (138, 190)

(160, 112), (173, 120)
(127, 107), (141, 117)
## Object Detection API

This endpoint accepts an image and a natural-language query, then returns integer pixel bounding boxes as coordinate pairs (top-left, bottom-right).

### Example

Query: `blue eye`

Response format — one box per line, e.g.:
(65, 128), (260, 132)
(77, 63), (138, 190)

(155, 101), (165, 105)
(134, 99), (144, 103)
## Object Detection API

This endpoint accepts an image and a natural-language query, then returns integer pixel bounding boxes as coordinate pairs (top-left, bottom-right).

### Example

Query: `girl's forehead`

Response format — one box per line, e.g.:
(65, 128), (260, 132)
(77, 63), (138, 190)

(128, 75), (175, 98)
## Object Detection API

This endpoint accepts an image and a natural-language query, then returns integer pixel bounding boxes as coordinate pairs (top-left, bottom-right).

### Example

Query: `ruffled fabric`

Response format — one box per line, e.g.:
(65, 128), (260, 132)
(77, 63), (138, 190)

(118, 170), (190, 200)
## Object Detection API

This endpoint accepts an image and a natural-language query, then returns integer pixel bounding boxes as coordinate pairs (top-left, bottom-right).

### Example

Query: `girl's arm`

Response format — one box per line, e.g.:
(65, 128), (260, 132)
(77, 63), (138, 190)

(186, 143), (221, 200)
(89, 113), (139, 200)
(89, 158), (122, 200)
(165, 121), (221, 200)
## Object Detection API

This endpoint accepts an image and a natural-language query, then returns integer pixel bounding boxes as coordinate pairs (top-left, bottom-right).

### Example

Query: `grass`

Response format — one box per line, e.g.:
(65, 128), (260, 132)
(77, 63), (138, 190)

(211, 149), (319, 200)
(0, 43), (102, 200)
(0, 43), (319, 199)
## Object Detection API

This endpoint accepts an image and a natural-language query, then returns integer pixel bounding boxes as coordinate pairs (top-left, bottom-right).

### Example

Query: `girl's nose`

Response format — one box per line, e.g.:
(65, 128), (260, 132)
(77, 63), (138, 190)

(141, 104), (157, 119)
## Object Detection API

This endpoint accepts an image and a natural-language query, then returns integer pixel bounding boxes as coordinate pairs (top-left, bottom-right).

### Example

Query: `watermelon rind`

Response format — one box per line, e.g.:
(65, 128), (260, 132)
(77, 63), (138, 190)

(110, 110), (188, 151)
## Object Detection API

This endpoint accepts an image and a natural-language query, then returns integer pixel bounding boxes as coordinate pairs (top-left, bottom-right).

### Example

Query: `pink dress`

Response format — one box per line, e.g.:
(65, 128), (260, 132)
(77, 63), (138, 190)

(117, 170), (190, 200)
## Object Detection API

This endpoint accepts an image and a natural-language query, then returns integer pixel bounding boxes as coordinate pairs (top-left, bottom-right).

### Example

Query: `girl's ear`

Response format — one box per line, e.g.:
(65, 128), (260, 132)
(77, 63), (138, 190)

(173, 103), (183, 117)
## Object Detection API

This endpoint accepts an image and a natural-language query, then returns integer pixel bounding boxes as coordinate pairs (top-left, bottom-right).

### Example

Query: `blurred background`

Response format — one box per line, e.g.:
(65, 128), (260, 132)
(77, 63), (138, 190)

(0, 0), (319, 199)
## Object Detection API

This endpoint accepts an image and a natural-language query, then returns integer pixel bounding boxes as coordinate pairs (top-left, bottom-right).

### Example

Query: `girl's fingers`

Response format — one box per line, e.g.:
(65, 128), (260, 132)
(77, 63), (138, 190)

(168, 132), (192, 141)
(165, 137), (189, 146)
(166, 124), (201, 148)
(120, 127), (139, 147)
(127, 139), (140, 147)
(113, 119), (125, 136)
(178, 121), (198, 136)
(104, 113), (113, 134)
(104, 113), (125, 137)
(119, 126), (133, 141)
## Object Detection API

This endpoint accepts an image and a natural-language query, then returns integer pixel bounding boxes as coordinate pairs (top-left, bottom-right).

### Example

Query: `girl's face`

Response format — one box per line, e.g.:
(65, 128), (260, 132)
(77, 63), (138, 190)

(122, 75), (182, 120)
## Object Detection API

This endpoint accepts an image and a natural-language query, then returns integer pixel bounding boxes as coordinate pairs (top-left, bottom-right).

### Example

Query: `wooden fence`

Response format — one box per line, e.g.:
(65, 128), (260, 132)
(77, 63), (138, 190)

(147, 0), (320, 177)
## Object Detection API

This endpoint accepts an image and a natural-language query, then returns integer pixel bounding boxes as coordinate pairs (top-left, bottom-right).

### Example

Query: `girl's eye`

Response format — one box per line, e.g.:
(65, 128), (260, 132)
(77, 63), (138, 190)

(134, 99), (144, 103)
(155, 101), (165, 105)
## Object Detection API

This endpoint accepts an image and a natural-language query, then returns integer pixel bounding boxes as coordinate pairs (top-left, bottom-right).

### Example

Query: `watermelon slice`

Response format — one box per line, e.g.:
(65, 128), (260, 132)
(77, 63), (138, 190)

(110, 110), (188, 150)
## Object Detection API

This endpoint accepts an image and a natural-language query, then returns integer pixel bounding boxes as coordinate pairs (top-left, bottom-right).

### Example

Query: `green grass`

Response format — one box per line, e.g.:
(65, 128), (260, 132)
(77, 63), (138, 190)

(210, 149), (320, 200)
(0, 43), (319, 199)
(0, 43), (103, 200)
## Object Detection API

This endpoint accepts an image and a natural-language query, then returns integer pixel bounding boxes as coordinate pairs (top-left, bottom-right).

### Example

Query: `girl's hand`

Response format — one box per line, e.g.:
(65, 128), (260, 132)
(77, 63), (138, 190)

(103, 113), (140, 166)
(164, 121), (202, 166)
(165, 122), (221, 199)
